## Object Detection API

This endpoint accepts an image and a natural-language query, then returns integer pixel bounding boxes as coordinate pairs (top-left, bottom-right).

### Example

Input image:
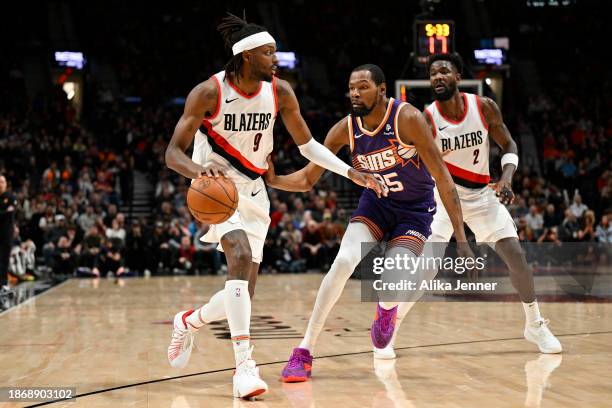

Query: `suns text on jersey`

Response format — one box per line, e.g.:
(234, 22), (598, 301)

(223, 113), (273, 132)
(440, 130), (484, 152)
(356, 148), (399, 171)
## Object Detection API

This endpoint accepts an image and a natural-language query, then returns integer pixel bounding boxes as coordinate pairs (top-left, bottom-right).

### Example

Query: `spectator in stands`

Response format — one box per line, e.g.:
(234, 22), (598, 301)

(125, 220), (148, 274)
(291, 198), (306, 229)
(65, 224), (81, 250)
(559, 209), (580, 242)
(525, 205), (544, 239)
(569, 194), (588, 219)
(193, 224), (222, 274)
(150, 221), (172, 274)
(9, 227), (36, 282)
(53, 236), (76, 275)
(106, 218), (126, 244)
(155, 176), (175, 199)
(38, 207), (57, 240)
(78, 225), (102, 277)
(300, 220), (326, 270)
(279, 215), (302, 255)
(78, 205), (96, 233)
(42, 161), (60, 186)
(100, 239), (126, 277)
(578, 210), (596, 242)
(310, 196), (327, 222)
(319, 210), (342, 268)
(538, 226), (561, 244)
(78, 171), (94, 196)
(176, 236), (195, 274)
(596, 214), (612, 243)
(270, 202), (287, 229)
(103, 204), (118, 226)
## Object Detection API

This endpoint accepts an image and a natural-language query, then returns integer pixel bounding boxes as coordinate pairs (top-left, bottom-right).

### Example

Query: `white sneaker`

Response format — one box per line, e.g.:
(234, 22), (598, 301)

(233, 347), (268, 399)
(167, 310), (196, 368)
(373, 344), (396, 360)
(524, 318), (562, 354)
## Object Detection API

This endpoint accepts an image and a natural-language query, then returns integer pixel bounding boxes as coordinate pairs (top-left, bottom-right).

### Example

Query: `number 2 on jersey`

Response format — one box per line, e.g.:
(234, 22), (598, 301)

(473, 149), (480, 164)
(373, 172), (404, 192)
(253, 133), (262, 152)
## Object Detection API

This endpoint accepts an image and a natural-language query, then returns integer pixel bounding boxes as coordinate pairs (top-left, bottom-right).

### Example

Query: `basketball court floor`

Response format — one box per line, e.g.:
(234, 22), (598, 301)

(1, 275), (611, 407)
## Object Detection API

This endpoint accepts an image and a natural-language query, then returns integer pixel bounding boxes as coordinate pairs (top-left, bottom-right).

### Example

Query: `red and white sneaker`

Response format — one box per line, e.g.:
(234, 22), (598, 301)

(167, 309), (196, 368)
(233, 346), (268, 398)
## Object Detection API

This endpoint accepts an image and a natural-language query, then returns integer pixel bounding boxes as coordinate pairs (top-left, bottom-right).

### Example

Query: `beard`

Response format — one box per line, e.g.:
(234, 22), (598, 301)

(432, 82), (457, 101)
(258, 71), (273, 82)
(252, 65), (273, 82)
(350, 101), (375, 117)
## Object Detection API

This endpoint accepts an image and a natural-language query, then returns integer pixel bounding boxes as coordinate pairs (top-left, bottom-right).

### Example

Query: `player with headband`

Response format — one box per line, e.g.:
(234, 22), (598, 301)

(164, 13), (385, 399)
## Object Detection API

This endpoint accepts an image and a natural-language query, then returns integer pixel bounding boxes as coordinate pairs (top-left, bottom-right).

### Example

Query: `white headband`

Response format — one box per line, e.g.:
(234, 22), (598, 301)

(232, 31), (276, 56)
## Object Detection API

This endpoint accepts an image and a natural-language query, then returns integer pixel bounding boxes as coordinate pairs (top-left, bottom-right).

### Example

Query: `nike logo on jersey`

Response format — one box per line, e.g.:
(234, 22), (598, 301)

(225, 97), (239, 103)
(354, 133), (364, 139)
(428, 206), (436, 212)
(251, 189), (262, 197)
(440, 130), (484, 153)
(438, 125), (449, 131)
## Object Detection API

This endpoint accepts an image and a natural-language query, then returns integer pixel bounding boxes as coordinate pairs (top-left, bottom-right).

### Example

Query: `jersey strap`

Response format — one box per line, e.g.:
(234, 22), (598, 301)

(200, 120), (266, 180)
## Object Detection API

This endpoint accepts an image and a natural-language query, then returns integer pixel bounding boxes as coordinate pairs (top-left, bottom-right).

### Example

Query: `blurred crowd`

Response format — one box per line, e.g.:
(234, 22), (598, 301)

(1, 2), (610, 284)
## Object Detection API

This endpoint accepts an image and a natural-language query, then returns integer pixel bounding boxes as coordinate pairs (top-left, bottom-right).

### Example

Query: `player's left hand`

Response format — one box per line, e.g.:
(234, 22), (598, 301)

(264, 155), (277, 184)
(490, 179), (515, 205)
(348, 169), (388, 198)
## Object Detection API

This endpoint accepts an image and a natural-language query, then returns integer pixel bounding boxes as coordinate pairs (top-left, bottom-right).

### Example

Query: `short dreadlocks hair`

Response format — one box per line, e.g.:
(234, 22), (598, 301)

(217, 13), (268, 83)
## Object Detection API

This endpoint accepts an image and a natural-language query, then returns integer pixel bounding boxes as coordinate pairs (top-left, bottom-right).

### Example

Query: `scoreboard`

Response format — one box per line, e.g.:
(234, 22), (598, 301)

(414, 20), (455, 64)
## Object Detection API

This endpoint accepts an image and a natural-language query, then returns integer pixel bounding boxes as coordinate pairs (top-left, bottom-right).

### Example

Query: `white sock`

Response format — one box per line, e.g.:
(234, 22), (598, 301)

(224, 280), (251, 365)
(299, 223), (374, 354)
(523, 300), (542, 324)
(380, 301), (399, 310)
(186, 289), (226, 329)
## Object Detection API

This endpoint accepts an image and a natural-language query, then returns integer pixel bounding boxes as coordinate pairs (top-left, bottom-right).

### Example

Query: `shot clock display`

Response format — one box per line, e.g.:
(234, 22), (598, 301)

(414, 20), (455, 63)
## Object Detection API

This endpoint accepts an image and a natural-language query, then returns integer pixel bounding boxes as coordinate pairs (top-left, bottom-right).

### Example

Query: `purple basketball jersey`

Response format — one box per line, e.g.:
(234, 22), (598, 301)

(349, 98), (434, 203)
(348, 98), (436, 248)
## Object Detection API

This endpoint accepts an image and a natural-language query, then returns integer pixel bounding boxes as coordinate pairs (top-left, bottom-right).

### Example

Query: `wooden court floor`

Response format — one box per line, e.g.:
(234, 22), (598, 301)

(1, 275), (611, 407)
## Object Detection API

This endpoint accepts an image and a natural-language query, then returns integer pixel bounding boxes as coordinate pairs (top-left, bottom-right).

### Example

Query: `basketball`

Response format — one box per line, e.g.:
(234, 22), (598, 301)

(187, 176), (238, 224)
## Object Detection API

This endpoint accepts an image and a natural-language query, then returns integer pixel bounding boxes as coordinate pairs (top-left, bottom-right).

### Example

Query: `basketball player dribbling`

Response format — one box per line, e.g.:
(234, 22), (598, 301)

(372, 53), (561, 359)
(265, 64), (474, 382)
(164, 14), (385, 398)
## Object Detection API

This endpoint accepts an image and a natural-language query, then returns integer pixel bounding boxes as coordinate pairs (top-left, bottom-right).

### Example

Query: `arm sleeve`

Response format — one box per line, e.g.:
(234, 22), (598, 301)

(297, 138), (351, 178)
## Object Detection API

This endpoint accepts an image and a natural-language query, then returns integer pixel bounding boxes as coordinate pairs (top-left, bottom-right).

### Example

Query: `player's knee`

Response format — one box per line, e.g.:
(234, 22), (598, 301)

(330, 253), (359, 280)
(497, 239), (529, 272)
(222, 232), (252, 279)
(233, 246), (252, 271)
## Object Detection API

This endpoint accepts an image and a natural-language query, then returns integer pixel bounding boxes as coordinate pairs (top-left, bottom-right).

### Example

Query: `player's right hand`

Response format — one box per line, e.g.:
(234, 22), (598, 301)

(348, 169), (388, 198)
(264, 155), (277, 183)
(199, 163), (227, 178)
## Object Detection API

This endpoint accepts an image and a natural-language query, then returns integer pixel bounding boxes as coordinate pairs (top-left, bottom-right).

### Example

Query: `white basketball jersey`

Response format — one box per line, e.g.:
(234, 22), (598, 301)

(425, 93), (490, 188)
(192, 71), (277, 183)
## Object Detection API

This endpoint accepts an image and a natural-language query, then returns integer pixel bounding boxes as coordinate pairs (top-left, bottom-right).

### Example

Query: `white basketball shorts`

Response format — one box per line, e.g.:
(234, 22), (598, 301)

(430, 184), (518, 244)
(201, 176), (270, 264)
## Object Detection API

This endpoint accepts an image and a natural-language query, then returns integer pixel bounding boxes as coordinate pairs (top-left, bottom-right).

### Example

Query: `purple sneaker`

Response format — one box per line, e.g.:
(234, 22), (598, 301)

(281, 348), (313, 383)
(371, 304), (398, 349)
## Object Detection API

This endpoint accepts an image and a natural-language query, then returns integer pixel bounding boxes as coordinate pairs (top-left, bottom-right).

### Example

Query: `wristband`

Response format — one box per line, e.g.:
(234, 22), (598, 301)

(501, 153), (519, 170)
